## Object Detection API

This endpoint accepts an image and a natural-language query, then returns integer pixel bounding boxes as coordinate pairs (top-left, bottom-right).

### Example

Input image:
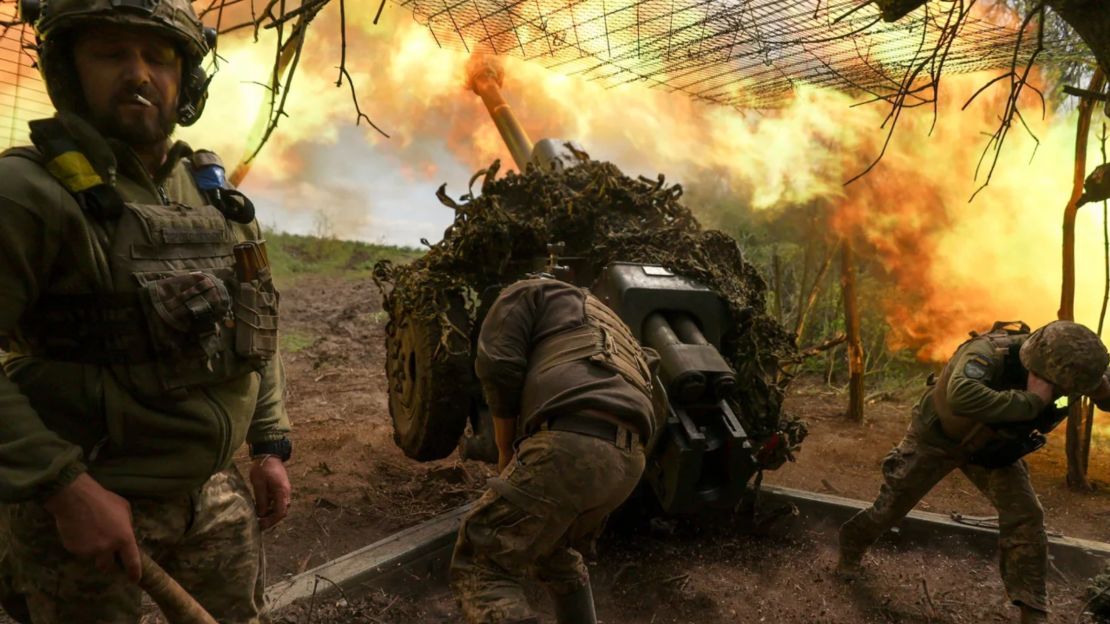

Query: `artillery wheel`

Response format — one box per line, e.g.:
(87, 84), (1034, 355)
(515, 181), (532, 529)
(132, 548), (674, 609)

(385, 295), (472, 461)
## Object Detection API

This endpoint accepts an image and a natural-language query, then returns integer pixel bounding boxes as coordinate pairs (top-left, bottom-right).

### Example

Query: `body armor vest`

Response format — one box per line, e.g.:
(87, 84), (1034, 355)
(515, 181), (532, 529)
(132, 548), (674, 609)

(527, 290), (653, 401)
(6, 133), (278, 398)
(933, 324), (1028, 446)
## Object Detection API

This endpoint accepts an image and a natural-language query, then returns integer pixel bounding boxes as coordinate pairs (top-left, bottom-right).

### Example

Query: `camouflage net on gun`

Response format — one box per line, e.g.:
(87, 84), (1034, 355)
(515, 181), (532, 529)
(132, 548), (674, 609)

(373, 155), (803, 444)
(1088, 565), (1110, 621)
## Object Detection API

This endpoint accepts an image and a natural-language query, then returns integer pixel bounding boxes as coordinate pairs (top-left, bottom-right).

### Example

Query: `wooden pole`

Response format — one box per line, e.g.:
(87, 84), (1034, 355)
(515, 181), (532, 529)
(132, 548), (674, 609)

(139, 551), (218, 624)
(840, 241), (865, 422)
(795, 240), (840, 343)
(1062, 69), (1105, 491)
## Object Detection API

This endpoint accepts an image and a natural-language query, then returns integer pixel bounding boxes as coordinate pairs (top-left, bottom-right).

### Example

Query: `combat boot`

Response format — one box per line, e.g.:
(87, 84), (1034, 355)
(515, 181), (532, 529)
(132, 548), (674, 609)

(836, 523), (866, 580)
(1019, 605), (1048, 624)
(551, 583), (597, 624)
(835, 550), (863, 580)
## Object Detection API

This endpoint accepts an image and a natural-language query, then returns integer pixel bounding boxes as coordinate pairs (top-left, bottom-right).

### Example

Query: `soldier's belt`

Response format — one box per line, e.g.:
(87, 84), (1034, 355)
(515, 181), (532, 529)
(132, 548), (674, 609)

(542, 413), (636, 450)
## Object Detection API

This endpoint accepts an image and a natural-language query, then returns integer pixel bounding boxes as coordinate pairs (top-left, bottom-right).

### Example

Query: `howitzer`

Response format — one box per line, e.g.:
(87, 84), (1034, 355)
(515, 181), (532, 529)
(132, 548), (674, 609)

(382, 56), (796, 514)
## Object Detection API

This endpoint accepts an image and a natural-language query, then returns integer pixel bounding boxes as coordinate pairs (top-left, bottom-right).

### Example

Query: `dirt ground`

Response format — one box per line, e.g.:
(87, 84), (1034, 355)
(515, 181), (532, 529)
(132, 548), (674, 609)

(260, 274), (1110, 623)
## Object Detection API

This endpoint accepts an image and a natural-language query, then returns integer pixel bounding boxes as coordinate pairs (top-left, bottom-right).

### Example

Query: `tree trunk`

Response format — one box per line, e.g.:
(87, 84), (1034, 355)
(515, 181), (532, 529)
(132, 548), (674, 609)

(771, 246), (784, 324)
(796, 240), (840, 342)
(1049, 0), (1110, 81)
(1066, 400), (1094, 489)
(1091, 123), (1110, 476)
(841, 243), (865, 423)
(1061, 69), (1105, 491)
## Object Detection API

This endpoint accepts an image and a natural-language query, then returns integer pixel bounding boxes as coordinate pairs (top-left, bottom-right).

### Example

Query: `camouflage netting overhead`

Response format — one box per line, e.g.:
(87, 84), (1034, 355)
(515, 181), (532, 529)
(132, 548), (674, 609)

(373, 155), (799, 438)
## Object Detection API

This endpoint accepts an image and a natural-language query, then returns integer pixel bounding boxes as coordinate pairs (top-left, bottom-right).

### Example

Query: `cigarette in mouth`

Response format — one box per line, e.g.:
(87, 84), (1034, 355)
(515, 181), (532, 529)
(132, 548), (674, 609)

(132, 94), (153, 107)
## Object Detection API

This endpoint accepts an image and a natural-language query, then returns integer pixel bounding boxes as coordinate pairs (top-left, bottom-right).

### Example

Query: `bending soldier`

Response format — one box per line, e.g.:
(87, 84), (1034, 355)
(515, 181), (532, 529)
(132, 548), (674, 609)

(838, 321), (1110, 624)
(450, 277), (656, 624)
(0, 1), (292, 622)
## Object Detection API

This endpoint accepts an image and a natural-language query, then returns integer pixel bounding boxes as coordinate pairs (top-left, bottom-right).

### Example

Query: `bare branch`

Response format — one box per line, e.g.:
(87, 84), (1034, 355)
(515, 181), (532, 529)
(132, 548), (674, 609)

(968, 1), (1046, 201)
(845, 0), (975, 186)
(334, 0), (389, 137)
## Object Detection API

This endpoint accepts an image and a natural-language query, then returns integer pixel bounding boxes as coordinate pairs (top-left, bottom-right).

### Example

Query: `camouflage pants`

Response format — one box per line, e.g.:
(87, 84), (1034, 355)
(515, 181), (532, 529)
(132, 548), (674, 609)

(450, 430), (645, 624)
(1, 467), (266, 624)
(839, 421), (1048, 611)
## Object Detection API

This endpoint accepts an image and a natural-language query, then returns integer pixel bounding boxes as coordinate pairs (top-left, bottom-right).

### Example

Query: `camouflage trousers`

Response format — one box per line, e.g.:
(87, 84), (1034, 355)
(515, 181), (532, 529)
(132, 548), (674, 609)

(0, 467), (266, 624)
(839, 420), (1048, 611)
(450, 430), (645, 624)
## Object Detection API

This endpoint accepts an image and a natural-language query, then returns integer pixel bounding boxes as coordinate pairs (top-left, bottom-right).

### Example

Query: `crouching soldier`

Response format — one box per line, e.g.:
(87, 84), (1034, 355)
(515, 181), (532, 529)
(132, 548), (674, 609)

(449, 277), (656, 624)
(838, 320), (1110, 623)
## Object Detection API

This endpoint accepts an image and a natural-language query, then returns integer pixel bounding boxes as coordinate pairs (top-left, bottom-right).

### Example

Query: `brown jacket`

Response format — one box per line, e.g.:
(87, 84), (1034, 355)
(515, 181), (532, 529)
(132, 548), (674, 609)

(474, 278), (653, 439)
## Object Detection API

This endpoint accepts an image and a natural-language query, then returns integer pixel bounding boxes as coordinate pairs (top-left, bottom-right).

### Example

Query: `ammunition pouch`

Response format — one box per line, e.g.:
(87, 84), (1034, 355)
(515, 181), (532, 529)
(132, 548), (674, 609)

(137, 270), (237, 383)
(133, 268), (255, 392)
(232, 268), (279, 364)
(142, 271), (231, 338)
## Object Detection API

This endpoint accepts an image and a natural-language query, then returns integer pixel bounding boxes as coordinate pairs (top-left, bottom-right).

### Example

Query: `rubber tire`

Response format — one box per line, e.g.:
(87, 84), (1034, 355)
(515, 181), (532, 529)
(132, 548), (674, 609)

(386, 295), (473, 461)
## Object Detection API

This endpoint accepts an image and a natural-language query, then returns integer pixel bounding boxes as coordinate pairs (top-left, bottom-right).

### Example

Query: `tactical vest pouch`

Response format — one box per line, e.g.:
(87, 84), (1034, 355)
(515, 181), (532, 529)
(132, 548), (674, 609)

(138, 271), (238, 390)
(233, 268), (279, 364)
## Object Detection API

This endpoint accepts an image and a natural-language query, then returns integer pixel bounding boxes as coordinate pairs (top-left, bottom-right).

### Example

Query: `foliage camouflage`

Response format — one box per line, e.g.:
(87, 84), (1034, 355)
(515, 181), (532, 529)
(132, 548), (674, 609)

(372, 155), (801, 441)
(1088, 566), (1110, 620)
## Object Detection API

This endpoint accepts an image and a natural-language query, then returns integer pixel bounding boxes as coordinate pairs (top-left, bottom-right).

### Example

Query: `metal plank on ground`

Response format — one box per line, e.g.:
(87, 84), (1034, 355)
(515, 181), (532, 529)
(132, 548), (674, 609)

(262, 486), (1110, 614)
(762, 484), (1110, 579)
(265, 504), (472, 611)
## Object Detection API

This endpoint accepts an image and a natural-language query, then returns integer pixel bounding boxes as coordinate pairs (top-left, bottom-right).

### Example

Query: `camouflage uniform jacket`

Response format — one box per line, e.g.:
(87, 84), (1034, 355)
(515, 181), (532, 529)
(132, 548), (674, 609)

(916, 334), (1047, 448)
(0, 116), (289, 503)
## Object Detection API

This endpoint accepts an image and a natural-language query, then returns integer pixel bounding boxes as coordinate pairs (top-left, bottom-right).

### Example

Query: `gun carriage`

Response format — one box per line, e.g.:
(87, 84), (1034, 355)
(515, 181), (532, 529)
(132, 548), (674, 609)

(373, 59), (805, 514)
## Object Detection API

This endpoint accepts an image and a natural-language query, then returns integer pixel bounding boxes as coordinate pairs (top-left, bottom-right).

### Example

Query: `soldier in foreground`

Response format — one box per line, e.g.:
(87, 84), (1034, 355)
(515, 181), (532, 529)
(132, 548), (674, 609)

(450, 277), (655, 624)
(838, 321), (1110, 624)
(0, 0), (291, 621)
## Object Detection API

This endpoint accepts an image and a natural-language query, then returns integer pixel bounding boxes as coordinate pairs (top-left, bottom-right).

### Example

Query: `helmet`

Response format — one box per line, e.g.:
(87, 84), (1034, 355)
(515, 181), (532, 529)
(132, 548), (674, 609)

(1019, 321), (1109, 394)
(21, 0), (216, 126)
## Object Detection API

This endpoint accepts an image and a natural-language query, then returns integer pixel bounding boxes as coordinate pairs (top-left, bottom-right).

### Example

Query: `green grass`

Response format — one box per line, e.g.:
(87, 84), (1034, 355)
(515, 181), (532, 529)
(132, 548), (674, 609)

(279, 329), (317, 354)
(261, 230), (423, 280)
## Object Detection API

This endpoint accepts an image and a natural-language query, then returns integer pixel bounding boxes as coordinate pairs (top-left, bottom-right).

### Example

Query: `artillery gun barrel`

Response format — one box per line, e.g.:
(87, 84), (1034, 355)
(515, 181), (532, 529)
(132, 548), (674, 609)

(467, 61), (534, 172)
(669, 312), (737, 399)
(669, 313), (709, 345)
(644, 312), (707, 404)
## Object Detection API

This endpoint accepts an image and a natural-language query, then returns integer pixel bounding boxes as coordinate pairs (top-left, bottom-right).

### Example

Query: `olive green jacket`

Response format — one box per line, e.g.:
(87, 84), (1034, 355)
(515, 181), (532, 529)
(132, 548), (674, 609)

(916, 335), (1046, 446)
(0, 118), (289, 502)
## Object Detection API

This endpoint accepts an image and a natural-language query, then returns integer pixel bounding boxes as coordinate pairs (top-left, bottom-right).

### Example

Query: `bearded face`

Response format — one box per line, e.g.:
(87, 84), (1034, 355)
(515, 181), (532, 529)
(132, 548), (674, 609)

(71, 25), (182, 147)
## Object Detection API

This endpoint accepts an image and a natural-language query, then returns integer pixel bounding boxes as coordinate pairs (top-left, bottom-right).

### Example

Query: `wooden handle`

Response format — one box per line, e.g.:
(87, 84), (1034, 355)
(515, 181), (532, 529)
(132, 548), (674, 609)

(138, 551), (219, 624)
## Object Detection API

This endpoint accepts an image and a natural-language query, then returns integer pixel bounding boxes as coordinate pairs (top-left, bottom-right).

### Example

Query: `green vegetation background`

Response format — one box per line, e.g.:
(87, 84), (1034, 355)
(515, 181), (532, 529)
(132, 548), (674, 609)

(263, 198), (931, 398)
